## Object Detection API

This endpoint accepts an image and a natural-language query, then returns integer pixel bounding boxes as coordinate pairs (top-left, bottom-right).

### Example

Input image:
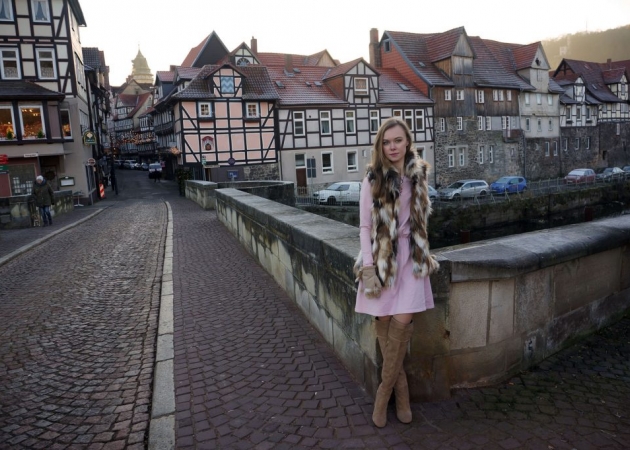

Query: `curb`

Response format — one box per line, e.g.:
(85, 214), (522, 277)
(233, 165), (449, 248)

(148, 201), (176, 450)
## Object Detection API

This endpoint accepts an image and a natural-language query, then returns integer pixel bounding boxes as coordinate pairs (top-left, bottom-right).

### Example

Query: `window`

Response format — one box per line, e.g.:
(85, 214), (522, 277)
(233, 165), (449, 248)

(369, 110), (379, 132)
(537, 70), (543, 82)
(548, 95), (553, 106)
(493, 90), (498, 101)
(485, 116), (491, 130)
(383, 40), (391, 52)
(475, 90), (484, 103)
(501, 116), (508, 129)
(322, 152), (333, 174)
(354, 77), (368, 96)
(499, 90), (504, 101)
(548, 119), (553, 131)
(60, 109), (71, 138)
(0, 105), (15, 139)
(347, 150), (357, 172)
(458, 148), (465, 166)
(565, 106), (571, 121)
(525, 118), (530, 131)
(524, 93), (530, 105)
(478, 146), (484, 164)
(553, 141), (558, 156)
(246, 103), (258, 118)
(507, 91), (512, 101)
(345, 110), (355, 133)
(20, 105), (45, 138)
(456, 89), (464, 101)
(416, 146), (425, 159)
(537, 119), (542, 132)
(36, 48), (56, 79)
(447, 148), (455, 167)
(199, 102), (212, 117)
(439, 118), (445, 132)
(585, 137), (590, 149)
(293, 111), (305, 136)
(488, 145), (494, 163)
(295, 154), (306, 168)
(457, 117), (463, 130)
(414, 110), (425, 131)
(575, 138), (580, 149)
(545, 142), (550, 156)
(445, 89), (452, 101)
(563, 138), (568, 151)
(586, 107), (591, 120)
(220, 76), (235, 94)
(0, 49), (20, 79)
(320, 111), (331, 135)
(576, 107), (581, 121)
(478, 116), (484, 130)
(393, 109), (402, 118)
(404, 110), (413, 130)
(0, 0), (13, 21)
(536, 93), (542, 105)
(31, 0), (50, 22)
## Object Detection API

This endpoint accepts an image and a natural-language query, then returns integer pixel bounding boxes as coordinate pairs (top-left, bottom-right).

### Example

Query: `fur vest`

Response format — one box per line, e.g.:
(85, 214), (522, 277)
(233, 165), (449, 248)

(354, 154), (439, 296)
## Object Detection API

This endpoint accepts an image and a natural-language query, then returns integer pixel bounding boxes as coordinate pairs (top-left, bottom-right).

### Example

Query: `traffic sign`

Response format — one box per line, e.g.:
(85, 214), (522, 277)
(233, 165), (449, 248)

(0, 154), (7, 164)
(87, 158), (96, 166)
(0, 164), (7, 172)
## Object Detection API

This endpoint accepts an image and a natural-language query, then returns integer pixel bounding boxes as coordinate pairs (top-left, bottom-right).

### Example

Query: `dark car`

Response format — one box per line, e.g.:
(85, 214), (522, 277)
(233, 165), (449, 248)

(148, 163), (162, 179)
(564, 168), (595, 185)
(595, 167), (624, 182)
(623, 166), (630, 179)
(490, 176), (527, 194)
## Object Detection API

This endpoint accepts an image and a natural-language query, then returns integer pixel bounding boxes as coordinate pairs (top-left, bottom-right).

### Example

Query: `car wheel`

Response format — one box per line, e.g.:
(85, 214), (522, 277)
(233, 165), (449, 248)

(478, 190), (487, 197)
(327, 197), (337, 205)
(453, 193), (460, 200)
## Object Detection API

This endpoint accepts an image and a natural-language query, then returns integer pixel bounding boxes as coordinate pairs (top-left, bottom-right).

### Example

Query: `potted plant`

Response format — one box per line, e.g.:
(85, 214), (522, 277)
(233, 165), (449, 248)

(37, 129), (45, 139)
(6, 129), (14, 140)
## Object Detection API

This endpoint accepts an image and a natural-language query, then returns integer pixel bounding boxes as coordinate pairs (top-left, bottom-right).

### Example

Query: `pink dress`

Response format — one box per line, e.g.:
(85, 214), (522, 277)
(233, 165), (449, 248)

(355, 177), (435, 317)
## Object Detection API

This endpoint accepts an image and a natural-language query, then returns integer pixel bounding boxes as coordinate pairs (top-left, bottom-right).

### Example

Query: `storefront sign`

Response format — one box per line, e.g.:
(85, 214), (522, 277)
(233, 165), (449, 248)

(83, 131), (96, 145)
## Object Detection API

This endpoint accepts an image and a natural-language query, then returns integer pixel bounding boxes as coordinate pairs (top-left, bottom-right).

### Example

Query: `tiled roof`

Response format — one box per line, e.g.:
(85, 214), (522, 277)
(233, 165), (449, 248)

(376, 68), (432, 104)
(322, 58), (366, 80)
(510, 42), (540, 71)
(83, 47), (103, 70)
(599, 59), (630, 75)
(469, 37), (533, 90)
(548, 78), (564, 94)
(139, 106), (155, 118)
(171, 64), (279, 101)
(385, 31), (453, 86)
(257, 51), (335, 67)
(156, 70), (174, 83)
(554, 59), (621, 103)
(602, 68), (625, 84)
(128, 92), (152, 117)
(181, 31), (230, 67)
(266, 66), (345, 106)
(116, 93), (140, 108)
(0, 80), (64, 99)
(175, 67), (202, 80)
(426, 27), (468, 62)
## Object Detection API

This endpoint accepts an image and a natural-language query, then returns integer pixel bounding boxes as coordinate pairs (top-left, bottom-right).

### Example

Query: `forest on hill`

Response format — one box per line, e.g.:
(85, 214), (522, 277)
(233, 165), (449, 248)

(543, 24), (630, 69)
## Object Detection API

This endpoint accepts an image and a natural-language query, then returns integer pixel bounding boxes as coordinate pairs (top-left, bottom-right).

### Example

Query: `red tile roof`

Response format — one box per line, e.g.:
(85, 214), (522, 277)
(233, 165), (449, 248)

(322, 58), (366, 80)
(156, 70), (174, 83)
(602, 67), (625, 84)
(257, 50), (336, 67)
(181, 31), (229, 66)
(426, 27), (468, 62)
(377, 68), (432, 104)
(266, 66), (344, 106)
(470, 37), (534, 90)
(553, 59), (622, 103)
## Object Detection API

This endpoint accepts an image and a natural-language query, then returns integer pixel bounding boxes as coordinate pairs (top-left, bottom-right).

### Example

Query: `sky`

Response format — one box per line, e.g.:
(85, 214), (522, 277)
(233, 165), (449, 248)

(78, 0), (630, 87)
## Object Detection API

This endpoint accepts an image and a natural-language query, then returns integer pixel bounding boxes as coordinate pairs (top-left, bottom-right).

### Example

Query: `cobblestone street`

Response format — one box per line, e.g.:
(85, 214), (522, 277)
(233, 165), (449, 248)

(0, 169), (628, 449)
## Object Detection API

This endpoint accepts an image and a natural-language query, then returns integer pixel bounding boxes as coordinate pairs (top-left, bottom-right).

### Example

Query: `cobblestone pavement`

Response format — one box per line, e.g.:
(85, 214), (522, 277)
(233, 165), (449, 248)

(1, 169), (628, 449)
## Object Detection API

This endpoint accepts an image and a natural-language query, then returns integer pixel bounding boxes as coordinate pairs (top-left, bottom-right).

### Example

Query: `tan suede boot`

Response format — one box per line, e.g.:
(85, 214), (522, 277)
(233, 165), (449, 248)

(372, 318), (413, 427)
(374, 319), (413, 424)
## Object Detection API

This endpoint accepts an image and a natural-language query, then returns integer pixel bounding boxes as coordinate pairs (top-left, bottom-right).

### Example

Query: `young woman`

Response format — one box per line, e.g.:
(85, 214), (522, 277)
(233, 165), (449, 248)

(354, 117), (439, 428)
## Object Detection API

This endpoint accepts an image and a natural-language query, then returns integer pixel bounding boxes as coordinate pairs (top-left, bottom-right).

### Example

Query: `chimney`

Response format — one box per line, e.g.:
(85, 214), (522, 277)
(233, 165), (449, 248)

(285, 53), (293, 71)
(251, 36), (258, 54)
(369, 28), (381, 68)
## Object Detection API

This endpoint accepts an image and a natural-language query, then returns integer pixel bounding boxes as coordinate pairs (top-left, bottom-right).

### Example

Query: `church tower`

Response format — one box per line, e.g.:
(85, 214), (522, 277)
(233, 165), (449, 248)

(126, 48), (154, 85)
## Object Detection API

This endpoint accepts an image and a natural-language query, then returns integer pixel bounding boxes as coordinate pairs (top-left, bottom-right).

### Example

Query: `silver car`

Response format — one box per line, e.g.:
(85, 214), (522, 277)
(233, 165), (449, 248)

(313, 181), (361, 205)
(438, 179), (489, 200)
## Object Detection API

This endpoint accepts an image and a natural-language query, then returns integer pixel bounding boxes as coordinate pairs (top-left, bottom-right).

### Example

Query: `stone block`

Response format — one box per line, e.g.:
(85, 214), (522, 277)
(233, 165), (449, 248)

(448, 341), (507, 387)
(408, 354), (452, 401)
(488, 279), (515, 344)
(449, 281), (489, 350)
(295, 283), (310, 315)
(554, 249), (621, 316)
(411, 302), (450, 356)
(515, 268), (553, 334)
(332, 322), (364, 385)
(522, 328), (546, 368)
(546, 307), (592, 354)
(307, 294), (333, 343)
(589, 289), (630, 328)
(278, 241), (292, 273)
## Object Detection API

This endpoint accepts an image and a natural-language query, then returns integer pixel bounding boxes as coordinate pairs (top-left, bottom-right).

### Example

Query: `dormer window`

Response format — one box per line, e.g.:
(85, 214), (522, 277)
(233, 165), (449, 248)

(220, 76), (235, 94)
(236, 57), (250, 66)
(354, 77), (368, 96)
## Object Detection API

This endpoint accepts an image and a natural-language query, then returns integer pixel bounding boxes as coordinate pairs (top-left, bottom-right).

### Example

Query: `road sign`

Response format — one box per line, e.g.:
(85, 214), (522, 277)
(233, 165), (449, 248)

(0, 154), (7, 164)
(0, 164), (8, 172)
(87, 158), (96, 166)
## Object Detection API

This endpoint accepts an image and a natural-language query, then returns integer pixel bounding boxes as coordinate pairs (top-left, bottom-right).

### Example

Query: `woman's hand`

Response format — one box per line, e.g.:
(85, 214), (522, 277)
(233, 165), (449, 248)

(361, 265), (382, 298)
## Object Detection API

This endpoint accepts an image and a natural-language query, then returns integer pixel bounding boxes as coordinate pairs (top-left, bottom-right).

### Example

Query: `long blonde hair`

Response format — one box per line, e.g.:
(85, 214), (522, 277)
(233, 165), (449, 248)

(370, 117), (414, 174)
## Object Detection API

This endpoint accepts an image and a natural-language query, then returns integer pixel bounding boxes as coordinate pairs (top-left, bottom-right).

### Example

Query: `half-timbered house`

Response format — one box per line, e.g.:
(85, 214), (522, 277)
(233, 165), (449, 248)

(0, 0), (93, 198)
(552, 58), (630, 168)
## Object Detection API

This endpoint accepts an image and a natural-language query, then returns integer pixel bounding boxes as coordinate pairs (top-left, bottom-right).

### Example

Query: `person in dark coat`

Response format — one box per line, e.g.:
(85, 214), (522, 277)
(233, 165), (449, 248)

(33, 175), (55, 226)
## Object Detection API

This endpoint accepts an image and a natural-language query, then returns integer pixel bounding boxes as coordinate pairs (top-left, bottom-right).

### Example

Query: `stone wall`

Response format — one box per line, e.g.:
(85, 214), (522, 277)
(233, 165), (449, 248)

(0, 190), (73, 229)
(214, 188), (630, 401)
(185, 180), (294, 210)
(599, 122), (630, 168)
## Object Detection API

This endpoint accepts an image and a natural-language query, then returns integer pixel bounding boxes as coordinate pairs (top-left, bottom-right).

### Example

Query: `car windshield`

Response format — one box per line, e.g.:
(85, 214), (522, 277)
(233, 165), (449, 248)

(595, 168), (608, 174)
(494, 177), (512, 184)
(149, 164), (161, 169)
(446, 182), (465, 189)
(569, 170), (585, 176)
(325, 183), (346, 191)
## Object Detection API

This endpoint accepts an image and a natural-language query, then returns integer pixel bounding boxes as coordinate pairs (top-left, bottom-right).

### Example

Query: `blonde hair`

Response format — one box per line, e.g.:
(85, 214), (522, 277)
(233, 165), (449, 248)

(370, 117), (414, 173)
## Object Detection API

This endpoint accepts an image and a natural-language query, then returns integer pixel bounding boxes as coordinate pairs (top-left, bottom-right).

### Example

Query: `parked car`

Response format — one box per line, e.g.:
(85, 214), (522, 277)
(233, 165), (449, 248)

(140, 162), (149, 171)
(438, 179), (489, 200)
(134, 162), (142, 170)
(123, 160), (136, 170)
(428, 185), (438, 201)
(595, 167), (624, 182)
(564, 168), (596, 185)
(313, 181), (361, 205)
(490, 176), (527, 194)
(623, 166), (630, 179)
(148, 163), (162, 179)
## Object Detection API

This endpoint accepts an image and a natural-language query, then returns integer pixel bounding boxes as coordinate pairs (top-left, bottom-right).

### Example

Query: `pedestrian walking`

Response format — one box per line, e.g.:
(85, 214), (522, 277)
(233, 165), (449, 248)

(353, 117), (439, 428)
(33, 175), (55, 226)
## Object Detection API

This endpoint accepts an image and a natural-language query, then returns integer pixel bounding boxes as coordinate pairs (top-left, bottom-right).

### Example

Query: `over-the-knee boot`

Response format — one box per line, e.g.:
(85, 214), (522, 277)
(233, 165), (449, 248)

(372, 318), (413, 427)
(374, 319), (413, 424)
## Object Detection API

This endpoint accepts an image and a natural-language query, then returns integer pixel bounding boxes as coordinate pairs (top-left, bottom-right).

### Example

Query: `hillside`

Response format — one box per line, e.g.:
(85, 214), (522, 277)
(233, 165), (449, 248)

(543, 24), (630, 69)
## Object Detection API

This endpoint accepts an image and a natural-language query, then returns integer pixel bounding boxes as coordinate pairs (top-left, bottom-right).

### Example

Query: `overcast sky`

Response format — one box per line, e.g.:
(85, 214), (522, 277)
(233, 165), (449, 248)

(79, 0), (630, 87)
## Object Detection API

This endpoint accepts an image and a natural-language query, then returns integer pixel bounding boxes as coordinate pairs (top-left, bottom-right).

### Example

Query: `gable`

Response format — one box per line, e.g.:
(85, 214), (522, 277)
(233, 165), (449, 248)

(233, 46), (260, 66)
(453, 34), (474, 58)
(533, 47), (550, 70)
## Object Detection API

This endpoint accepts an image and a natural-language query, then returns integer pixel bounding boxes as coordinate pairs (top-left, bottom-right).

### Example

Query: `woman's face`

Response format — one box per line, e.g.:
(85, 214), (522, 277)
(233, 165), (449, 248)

(382, 125), (408, 169)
